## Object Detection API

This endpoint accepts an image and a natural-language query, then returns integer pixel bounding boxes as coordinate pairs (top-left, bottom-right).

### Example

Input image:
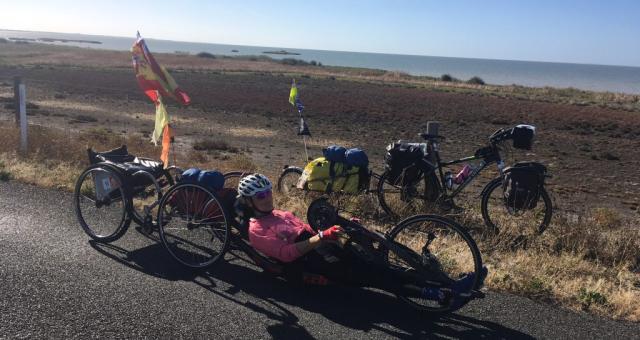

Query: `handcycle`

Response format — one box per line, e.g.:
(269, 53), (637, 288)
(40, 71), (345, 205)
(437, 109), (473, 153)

(73, 145), (244, 250)
(153, 181), (487, 314)
(378, 125), (553, 235)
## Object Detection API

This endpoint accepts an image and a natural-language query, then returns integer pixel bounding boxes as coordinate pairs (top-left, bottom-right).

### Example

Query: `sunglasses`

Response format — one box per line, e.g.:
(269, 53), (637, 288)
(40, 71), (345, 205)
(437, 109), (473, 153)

(255, 190), (272, 200)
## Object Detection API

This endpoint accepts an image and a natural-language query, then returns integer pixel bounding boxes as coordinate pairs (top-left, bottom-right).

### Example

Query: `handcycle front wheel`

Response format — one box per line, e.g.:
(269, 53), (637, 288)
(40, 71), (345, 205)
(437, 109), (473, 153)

(480, 178), (553, 235)
(387, 214), (483, 314)
(157, 183), (232, 269)
(73, 163), (131, 243)
(130, 168), (177, 228)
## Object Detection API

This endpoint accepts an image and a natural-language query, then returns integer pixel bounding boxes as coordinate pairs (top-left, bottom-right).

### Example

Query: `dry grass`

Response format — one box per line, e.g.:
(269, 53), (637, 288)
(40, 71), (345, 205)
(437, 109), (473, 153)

(459, 204), (640, 321)
(193, 138), (240, 153)
(0, 123), (257, 190)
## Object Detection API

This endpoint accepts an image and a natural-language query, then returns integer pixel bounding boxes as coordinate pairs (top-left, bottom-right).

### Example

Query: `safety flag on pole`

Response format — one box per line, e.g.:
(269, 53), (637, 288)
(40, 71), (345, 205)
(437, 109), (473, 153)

(298, 117), (311, 136)
(289, 79), (298, 106)
(160, 124), (173, 168)
(153, 94), (173, 168)
(132, 32), (186, 168)
(289, 79), (310, 135)
(132, 32), (191, 105)
(289, 80), (305, 113)
(152, 92), (170, 145)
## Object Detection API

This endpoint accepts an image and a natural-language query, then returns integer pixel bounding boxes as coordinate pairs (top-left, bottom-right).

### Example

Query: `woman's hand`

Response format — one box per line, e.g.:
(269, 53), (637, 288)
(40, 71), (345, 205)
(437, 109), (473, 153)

(319, 225), (345, 241)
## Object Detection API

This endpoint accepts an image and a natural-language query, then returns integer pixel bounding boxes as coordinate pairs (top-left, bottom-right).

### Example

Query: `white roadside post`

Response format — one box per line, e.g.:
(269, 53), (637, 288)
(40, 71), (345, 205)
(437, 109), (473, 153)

(19, 83), (27, 153)
(13, 76), (21, 127)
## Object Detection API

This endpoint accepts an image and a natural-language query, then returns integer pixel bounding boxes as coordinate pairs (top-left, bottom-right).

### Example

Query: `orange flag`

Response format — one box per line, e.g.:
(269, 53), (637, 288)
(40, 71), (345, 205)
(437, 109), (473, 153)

(160, 124), (174, 168)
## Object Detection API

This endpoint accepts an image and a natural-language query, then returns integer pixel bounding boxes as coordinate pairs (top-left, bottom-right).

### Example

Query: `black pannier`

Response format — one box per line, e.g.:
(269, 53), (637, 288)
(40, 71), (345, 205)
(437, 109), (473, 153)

(384, 142), (425, 185)
(502, 162), (546, 210)
(511, 125), (535, 150)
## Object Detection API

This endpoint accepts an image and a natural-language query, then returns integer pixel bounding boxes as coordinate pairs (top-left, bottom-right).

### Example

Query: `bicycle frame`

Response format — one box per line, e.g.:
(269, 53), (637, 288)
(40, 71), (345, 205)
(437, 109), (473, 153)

(423, 141), (506, 202)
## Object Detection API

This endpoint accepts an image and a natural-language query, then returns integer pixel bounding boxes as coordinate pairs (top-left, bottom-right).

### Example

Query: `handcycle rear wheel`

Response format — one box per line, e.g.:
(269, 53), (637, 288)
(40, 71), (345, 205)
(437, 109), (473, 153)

(73, 164), (131, 243)
(157, 183), (232, 269)
(387, 214), (483, 313)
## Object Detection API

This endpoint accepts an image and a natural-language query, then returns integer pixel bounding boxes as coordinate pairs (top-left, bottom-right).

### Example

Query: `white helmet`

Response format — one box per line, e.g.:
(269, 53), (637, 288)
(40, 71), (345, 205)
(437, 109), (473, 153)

(238, 173), (272, 197)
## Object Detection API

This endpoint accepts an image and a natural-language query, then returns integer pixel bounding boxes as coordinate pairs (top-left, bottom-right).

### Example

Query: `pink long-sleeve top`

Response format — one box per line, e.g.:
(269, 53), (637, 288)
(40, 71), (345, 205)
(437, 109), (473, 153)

(248, 209), (317, 263)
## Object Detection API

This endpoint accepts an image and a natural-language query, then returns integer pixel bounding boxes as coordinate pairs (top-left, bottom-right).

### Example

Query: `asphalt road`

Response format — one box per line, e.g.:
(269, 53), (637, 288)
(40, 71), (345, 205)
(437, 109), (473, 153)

(1, 180), (638, 339)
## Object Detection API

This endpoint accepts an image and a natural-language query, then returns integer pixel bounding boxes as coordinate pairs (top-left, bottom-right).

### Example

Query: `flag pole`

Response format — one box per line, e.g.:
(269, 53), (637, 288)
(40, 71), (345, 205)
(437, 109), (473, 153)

(290, 78), (310, 162)
(302, 135), (309, 162)
(299, 109), (309, 161)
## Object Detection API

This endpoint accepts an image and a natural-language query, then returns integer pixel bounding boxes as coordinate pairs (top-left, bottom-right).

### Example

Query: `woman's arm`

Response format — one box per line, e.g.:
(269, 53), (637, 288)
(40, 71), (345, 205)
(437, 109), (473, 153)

(293, 234), (323, 256)
(294, 225), (345, 255)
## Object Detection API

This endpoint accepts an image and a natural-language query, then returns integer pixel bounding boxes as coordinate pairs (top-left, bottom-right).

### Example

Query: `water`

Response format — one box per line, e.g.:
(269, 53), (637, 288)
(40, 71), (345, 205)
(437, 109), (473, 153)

(2, 29), (639, 94)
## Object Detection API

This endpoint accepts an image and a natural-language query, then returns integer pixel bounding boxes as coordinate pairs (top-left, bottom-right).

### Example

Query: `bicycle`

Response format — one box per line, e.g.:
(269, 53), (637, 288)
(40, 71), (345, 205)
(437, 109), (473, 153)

(377, 125), (553, 235)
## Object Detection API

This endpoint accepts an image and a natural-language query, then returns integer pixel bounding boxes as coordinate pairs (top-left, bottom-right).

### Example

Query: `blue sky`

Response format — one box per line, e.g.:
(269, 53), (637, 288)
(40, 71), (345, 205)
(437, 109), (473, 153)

(1, 0), (639, 67)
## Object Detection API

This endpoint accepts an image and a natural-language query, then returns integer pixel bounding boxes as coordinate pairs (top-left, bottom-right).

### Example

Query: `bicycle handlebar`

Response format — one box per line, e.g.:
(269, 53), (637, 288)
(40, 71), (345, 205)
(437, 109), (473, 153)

(488, 127), (512, 145)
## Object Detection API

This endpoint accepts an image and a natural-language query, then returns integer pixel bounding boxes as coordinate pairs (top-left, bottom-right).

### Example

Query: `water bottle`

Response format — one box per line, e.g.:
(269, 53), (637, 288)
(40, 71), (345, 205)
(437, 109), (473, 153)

(444, 171), (453, 189)
(453, 164), (473, 184)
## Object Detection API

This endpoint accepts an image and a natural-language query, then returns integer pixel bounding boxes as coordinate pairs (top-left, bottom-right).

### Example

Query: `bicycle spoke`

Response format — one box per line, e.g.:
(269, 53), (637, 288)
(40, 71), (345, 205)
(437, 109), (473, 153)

(157, 184), (230, 268)
(388, 215), (481, 313)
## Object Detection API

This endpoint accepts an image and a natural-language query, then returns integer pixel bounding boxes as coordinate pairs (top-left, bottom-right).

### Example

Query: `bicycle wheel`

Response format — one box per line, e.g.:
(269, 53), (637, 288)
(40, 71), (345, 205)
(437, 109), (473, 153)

(74, 164), (131, 243)
(223, 171), (251, 190)
(276, 166), (303, 197)
(157, 183), (231, 268)
(377, 170), (437, 220)
(387, 214), (483, 313)
(481, 178), (553, 235)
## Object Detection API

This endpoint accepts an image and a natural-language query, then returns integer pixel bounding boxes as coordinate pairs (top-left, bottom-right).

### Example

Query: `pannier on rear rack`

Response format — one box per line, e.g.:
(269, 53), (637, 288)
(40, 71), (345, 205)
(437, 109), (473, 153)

(502, 162), (547, 210)
(297, 145), (370, 194)
(384, 141), (426, 186)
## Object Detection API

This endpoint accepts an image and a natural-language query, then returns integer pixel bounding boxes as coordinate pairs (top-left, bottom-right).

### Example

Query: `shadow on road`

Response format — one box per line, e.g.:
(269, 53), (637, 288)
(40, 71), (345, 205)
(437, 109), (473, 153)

(89, 234), (532, 340)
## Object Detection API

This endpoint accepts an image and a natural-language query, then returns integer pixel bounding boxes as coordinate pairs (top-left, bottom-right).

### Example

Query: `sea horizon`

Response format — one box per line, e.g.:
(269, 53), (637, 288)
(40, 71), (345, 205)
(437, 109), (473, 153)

(2, 28), (640, 94)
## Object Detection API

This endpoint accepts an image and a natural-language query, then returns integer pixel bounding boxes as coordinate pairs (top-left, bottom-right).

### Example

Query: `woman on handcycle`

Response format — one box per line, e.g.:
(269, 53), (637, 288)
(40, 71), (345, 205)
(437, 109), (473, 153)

(234, 173), (487, 307)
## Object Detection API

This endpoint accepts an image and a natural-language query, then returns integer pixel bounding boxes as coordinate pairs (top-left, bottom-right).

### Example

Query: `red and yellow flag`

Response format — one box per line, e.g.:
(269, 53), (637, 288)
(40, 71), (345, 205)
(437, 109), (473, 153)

(132, 33), (191, 105)
(132, 32), (188, 168)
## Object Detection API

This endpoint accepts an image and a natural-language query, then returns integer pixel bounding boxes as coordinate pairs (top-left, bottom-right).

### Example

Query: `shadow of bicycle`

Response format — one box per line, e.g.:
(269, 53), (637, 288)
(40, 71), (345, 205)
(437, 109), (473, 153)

(89, 232), (532, 340)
